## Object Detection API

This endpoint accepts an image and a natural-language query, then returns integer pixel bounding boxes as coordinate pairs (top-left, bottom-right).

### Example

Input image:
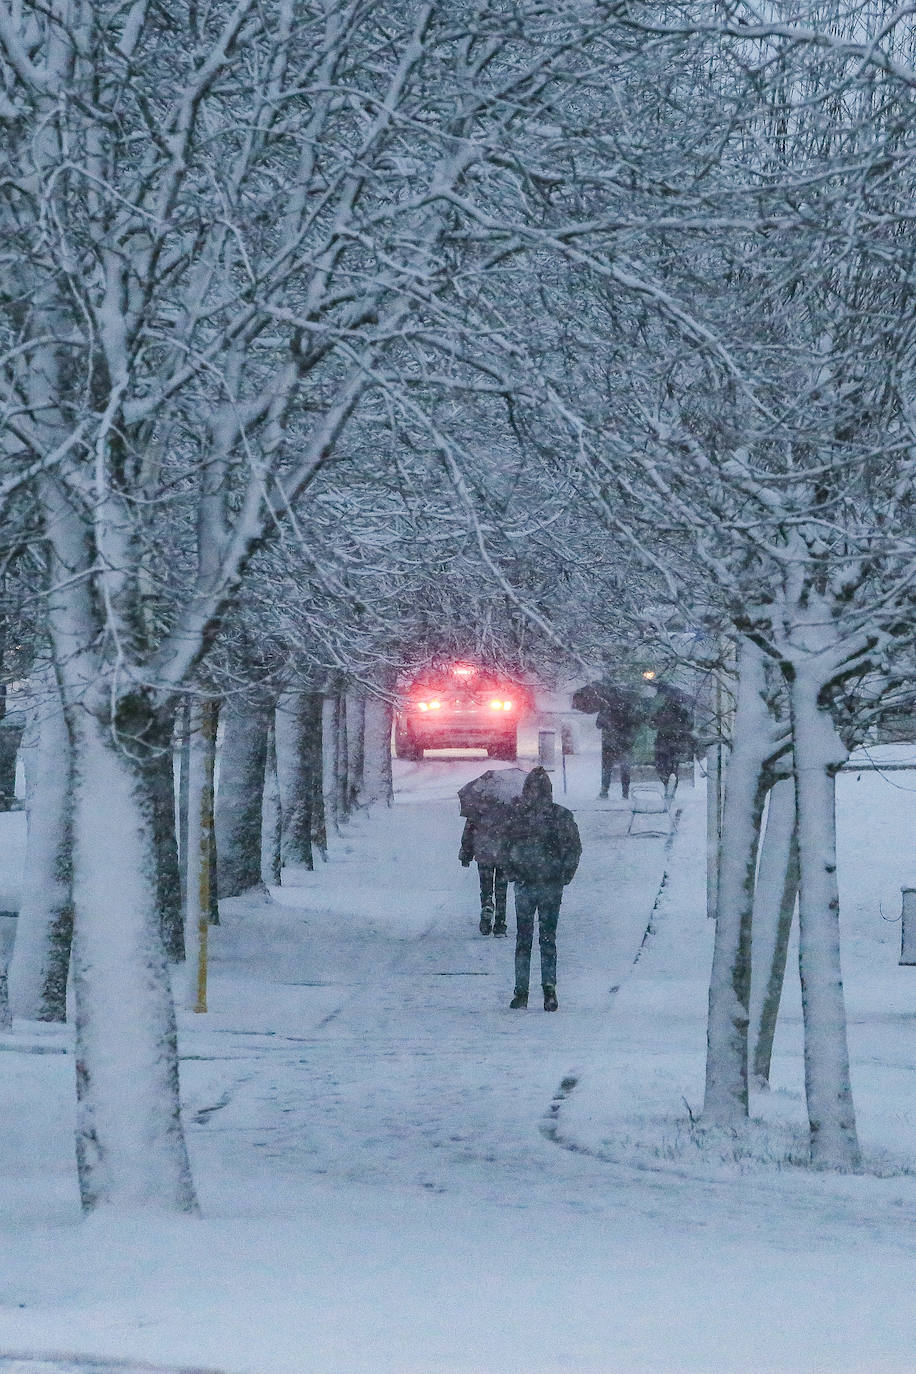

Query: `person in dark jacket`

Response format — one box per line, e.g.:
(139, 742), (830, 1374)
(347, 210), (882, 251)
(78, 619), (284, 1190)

(594, 682), (642, 800)
(501, 767), (581, 1011)
(653, 688), (696, 797)
(572, 678), (643, 800)
(459, 805), (510, 936)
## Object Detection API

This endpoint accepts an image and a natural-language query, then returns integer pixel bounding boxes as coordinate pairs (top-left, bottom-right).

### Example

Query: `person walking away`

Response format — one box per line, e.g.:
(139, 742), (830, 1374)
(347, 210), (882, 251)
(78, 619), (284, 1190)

(460, 805), (510, 935)
(595, 683), (641, 800)
(502, 767), (581, 1010)
(653, 689), (696, 798)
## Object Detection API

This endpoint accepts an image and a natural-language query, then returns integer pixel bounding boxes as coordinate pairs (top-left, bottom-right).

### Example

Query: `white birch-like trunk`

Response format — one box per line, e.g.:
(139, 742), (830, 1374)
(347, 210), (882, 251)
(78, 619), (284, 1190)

(361, 696), (394, 806)
(70, 713), (197, 1212)
(790, 669), (861, 1170)
(215, 697), (270, 899)
(8, 673), (74, 1021)
(750, 777), (799, 1087)
(704, 639), (770, 1125)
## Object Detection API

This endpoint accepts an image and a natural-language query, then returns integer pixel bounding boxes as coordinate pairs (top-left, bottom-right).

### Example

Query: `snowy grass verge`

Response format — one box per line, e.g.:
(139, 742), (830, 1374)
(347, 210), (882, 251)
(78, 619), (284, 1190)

(552, 1103), (916, 1179)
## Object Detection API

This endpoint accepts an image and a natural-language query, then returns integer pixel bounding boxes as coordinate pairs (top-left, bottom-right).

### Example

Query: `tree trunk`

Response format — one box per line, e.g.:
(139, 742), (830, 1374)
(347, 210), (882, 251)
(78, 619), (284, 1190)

(178, 700), (190, 913)
(347, 695), (366, 810)
(261, 724), (282, 886)
(750, 777), (799, 1087)
(0, 916), (13, 1030)
(311, 697), (328, 861)
(789, 668), (861, 1170)
(276, 690), (323, 870)
(179, 700), (218, 924)
(215, 696), (271, 899)
(152, 729), (184, 962)
(361, 695), (394, 806)
(69, 708), (198, 1212)
(704, 638), (770, 1126)
(0, 621), (23, 813)
(0, 711), (23, 812)
(322, 695), (339, 835)
(184, 701), (217, 1017)
(8, 673), (74, 1022)
(335, 693), (350, 824)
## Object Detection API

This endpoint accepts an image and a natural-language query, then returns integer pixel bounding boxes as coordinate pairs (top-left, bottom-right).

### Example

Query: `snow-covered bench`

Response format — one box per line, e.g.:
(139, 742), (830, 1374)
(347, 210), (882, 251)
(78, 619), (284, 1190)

(626, 783), (672, 837)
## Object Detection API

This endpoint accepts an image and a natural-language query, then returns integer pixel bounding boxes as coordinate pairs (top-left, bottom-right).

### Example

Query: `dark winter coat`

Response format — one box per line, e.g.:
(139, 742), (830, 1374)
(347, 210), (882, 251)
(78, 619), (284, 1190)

(573, 680), (643, 754)
(501, 767), (582, 886)
(459, 804), (511, 868)
(653, 693), (696, 775)
(595, 684), (642, 754)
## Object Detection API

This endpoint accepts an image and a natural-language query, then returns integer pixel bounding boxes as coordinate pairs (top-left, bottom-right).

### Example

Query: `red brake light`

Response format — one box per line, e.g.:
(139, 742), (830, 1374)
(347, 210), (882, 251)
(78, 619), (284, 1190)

(490, 698), (513, 711)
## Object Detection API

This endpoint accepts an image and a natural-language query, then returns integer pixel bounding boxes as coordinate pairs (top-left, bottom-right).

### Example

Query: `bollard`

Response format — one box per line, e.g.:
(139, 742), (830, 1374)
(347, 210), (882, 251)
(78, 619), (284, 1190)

(901, 888), (916, 966)
(538, 729), (557, 769)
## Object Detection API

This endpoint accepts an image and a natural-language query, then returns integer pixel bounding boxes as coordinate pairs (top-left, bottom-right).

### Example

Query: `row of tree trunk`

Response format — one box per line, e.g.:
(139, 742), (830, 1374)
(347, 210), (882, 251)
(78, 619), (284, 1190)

(6, 682), (394, 1024)
(704, 637), (860, 1171)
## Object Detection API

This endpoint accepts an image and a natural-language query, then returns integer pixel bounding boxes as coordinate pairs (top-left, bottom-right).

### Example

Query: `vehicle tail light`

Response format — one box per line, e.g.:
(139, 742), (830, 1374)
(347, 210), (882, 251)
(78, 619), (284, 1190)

(417, 699), (442, 711)
(490, 699), (513, 711)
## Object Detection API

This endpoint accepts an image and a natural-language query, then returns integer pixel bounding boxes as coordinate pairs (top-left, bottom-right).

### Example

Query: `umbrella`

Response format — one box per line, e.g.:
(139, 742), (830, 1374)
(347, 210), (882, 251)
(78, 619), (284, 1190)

(458, 767), (528, 819)
(571, 682), (604, 714)
(572, 680), (642, 717)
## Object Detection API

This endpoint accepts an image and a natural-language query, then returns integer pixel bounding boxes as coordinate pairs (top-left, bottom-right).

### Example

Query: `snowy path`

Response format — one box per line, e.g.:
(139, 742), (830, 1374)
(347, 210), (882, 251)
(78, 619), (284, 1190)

(184, 755), (673, 1215)
(7, 755), (916, 1371)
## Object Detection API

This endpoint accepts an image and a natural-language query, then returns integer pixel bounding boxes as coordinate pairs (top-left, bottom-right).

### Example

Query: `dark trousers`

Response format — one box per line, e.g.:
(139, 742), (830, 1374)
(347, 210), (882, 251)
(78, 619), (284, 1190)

(601, 735), (631, 798)
(514, 880), (563, 992)
(478, 864), (508, 923)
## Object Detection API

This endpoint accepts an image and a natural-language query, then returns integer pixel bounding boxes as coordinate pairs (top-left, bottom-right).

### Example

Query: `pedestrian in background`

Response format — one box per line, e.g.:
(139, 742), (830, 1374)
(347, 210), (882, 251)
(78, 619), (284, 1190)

(460, 809), (510, 936)
(594, 682), (642, 800)
(571, 677), (643, 800)
(653, 687), (696, 797)
(502, 767), (581, 1011)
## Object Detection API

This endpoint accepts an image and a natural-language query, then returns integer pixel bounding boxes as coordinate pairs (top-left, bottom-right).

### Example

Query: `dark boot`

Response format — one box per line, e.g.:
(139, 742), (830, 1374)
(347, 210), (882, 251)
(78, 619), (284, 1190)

(479, 913), (493, 935)
(543, 984), (558, 1012)
(509, 990), (528, 1009)
(492, 920), (508, 937)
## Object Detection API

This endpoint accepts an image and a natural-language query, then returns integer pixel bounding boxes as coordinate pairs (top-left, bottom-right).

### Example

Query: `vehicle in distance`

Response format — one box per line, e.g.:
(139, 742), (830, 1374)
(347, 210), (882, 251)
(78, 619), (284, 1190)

(394, 663), (529, 760)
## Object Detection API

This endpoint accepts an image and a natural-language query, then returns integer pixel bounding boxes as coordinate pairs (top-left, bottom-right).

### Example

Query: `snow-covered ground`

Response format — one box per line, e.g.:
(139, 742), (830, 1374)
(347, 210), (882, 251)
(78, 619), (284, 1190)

(2, 743), (916, 1373)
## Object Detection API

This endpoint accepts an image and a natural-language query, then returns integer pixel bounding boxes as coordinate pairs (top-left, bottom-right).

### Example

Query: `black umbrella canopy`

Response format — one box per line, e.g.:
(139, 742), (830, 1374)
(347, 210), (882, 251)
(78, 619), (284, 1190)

(572, 680), (642, 715)
(571, 682), (604, 714)
(458, 767), (528, 819)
